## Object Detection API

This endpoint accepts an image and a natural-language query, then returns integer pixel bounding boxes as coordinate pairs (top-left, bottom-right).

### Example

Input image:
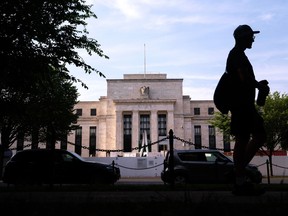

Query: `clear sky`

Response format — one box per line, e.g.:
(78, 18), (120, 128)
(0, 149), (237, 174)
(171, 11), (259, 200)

(70, 0), (288, 101)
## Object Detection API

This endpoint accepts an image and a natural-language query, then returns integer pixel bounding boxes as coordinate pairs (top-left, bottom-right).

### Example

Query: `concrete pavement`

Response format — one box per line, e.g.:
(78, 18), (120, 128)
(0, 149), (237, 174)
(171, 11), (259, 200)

(0, 187), (288, 216)
(1, 177), (288, 216)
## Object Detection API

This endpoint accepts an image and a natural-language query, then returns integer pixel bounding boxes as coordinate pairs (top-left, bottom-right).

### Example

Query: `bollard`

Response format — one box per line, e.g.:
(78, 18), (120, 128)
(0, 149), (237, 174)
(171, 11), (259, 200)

(112, 160), (115, 172)
(169, 129), (175, 189)
(266, 159), (270, 184)
(112, 160), (115, 185)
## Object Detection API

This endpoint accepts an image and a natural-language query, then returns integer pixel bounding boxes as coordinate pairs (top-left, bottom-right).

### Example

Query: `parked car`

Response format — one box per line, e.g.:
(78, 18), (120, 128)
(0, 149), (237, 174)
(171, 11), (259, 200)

(2, 149), (120, 185)
(161, 149), (262, 184)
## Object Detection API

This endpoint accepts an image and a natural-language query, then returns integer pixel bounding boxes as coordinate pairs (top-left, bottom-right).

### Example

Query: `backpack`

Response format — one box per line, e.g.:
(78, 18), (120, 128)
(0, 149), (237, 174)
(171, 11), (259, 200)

(213, 72), (232, 114)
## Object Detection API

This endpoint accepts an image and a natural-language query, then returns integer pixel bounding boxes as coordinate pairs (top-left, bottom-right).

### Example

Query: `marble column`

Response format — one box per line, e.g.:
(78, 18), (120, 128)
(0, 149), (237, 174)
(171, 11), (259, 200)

(115, 110), (122, 152)
(150, 110), (158, 152)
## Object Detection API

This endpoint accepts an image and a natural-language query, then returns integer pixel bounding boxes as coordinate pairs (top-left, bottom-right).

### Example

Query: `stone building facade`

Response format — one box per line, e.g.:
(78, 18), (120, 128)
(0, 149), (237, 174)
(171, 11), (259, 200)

(67, 73), (232, 157)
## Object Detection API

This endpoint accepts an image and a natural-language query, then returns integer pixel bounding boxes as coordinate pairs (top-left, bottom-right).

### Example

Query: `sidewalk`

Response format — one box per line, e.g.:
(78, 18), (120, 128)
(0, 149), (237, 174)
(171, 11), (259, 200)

(118, 175), (288, 184)
(263, 175), (288, 184)
(1, 177), (288, 215)
(1, 188), (288, 216)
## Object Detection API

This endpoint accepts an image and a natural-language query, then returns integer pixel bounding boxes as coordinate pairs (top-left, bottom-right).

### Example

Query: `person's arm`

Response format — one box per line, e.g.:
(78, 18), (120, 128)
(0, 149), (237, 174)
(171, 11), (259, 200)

(256, 80), (270, 93)
(236, 67), (255, 87)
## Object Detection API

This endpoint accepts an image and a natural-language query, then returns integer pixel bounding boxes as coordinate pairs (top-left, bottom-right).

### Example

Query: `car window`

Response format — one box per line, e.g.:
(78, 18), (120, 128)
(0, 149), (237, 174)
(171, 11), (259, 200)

(204, 153), (218, 162)
(53, 151), (75, 162)
(61, 153), (75, 162)
(12, 151), (50, 163)
(33, 152), (50, 163)
(214, 152), (232, 162)
(11, 151), (31, 162)
(178, 152), (207, 162)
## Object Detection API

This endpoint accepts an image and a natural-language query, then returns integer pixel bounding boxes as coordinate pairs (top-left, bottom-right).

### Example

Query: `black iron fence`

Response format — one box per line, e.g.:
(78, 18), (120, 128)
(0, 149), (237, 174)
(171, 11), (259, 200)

(8, 129), (288, 183)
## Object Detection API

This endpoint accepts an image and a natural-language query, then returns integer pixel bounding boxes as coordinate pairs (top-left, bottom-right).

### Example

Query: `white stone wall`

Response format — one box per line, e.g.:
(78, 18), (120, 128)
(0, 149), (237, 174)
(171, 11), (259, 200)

(85, 155), (288, 177)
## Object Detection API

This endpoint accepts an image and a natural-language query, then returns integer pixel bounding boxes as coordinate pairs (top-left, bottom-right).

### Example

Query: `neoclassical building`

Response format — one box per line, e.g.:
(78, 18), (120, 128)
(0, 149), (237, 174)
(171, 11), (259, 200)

(66, 73), (232, 157)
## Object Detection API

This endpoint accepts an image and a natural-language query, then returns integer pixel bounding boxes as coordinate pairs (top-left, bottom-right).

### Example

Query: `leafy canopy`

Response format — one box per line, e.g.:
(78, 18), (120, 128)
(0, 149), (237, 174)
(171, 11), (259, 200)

(0, 0), (108, 90)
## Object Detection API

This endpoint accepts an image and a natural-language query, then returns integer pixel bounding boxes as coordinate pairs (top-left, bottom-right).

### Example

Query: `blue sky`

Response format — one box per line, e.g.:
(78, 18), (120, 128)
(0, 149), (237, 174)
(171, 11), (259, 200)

(71, 0), (288, 101)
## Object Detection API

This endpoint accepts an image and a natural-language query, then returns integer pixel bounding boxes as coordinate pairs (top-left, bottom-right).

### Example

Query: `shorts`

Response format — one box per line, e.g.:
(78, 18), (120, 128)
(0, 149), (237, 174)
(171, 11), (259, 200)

(230, 107), (266, 137)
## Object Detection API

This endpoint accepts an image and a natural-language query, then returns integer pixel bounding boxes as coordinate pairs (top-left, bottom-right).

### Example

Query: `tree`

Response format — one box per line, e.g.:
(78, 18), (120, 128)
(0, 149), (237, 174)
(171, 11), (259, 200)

(261, 92), (288, 175)
(209, 112), (232, 143)
(24, 67), (80, 150)
(0, 67), (80, 177)
(1, 0), (108, 89)
(0, 0), (108, 177)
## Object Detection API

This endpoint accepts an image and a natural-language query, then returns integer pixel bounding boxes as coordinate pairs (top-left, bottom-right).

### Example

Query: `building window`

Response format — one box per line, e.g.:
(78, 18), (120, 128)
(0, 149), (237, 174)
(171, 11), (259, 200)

(123, 115), (132, 152)
(194, 107), (200, 115)
(158, 114), (167, 152)
(208, 107), (214, 115)
(139, 114), (151, 153)
(90, 108), (97, 116)
(158, 114), (167, 136)
(89, 126), (96, 156)
(208, 125), (216, 149)
(76, 109), (82, 116)
(75, 127), (82, 155)
(194, 125), (201, 149)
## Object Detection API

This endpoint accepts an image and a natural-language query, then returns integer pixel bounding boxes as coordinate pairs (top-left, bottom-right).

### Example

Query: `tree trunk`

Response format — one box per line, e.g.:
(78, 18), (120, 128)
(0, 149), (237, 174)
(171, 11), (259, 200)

(269, 149), (273, 176)
(0, 129), (11, 180)
(31, 128), (39, 149)
(46, 125), (56, 150)
(0, 144), (4, 180)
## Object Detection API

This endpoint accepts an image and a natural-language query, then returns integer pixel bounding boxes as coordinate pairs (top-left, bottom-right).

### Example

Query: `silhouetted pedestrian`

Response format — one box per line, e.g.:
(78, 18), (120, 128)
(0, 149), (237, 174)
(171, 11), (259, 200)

(225, 24), (269, 195)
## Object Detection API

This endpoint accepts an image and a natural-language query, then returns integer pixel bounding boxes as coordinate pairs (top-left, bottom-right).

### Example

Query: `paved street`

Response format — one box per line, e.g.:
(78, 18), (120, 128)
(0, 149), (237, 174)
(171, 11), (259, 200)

(0, 175), (287, 186)
(0, 184), (288, 216)
(1, 177), (288, 215)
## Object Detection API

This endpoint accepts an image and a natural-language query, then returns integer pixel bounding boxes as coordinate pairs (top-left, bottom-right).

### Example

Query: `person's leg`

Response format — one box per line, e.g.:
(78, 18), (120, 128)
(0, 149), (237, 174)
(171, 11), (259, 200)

(233, 133), (250, 185)
(244, 111), (266, 167)
(231, 110), (266, 195)
(244, 133), (266, 167)
(233, 133), (266, 196)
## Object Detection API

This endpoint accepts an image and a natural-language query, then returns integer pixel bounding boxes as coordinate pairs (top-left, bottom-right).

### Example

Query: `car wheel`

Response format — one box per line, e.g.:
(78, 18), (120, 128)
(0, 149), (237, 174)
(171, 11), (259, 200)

(174, 174), (187, 184)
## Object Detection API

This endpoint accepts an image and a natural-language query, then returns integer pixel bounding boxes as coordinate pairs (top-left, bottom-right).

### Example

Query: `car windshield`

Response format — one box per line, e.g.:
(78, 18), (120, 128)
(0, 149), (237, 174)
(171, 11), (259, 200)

(213, 152), (232, 162)
(176, 151), (232, 163)
(65, 151), (85, 162)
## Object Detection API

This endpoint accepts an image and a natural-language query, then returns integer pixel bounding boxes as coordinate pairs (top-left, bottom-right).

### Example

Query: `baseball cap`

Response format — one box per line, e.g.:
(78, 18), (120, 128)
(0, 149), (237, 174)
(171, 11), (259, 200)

(233, 25), (260, 39)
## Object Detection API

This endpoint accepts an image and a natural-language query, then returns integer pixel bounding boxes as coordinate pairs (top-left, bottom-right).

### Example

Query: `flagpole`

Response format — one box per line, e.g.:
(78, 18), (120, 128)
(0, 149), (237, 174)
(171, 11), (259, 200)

(144, 43), (146, 78)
